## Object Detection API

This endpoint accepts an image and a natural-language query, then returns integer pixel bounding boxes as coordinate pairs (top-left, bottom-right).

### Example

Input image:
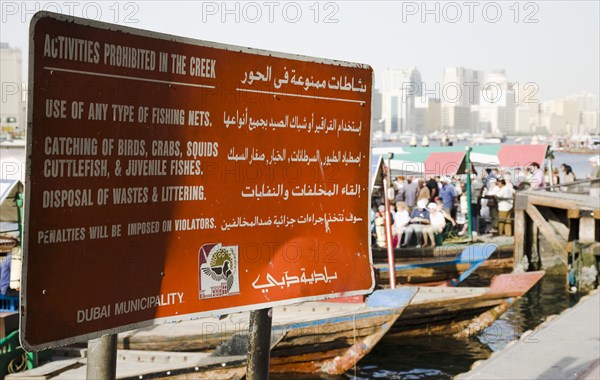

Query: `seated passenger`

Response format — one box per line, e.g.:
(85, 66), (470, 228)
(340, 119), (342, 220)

(374, 205), (387, 248)
(401, 199), (430, 248)
(422, 203), (447, 248)
(393, 201), (411, 248)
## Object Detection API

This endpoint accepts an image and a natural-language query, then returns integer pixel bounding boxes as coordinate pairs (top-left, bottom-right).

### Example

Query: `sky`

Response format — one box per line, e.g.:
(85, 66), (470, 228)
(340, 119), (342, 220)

(1, 0), (599, 101)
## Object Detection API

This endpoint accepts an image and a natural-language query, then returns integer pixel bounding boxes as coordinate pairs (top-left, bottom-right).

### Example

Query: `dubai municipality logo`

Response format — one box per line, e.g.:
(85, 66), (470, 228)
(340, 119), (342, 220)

(199, 243), (240, 299)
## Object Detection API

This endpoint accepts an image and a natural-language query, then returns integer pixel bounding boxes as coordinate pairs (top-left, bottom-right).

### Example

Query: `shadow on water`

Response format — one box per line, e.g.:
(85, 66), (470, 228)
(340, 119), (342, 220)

(344, 274), (581, 380)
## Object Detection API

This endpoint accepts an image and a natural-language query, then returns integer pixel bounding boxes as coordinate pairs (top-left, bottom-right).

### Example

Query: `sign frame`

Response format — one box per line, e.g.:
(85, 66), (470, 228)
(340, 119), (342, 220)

(22, 11), (374, 351)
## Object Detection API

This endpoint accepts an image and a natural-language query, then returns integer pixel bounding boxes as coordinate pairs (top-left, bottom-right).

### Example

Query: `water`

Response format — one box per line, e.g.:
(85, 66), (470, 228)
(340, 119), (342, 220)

(346, 274), (582, 379)
(552, 151), (597, 180)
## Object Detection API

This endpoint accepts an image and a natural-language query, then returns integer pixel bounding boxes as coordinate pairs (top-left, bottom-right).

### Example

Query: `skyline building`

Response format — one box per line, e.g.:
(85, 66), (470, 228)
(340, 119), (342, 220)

(0, 42), (26, 138)
(478, 70), (517, 134)
(441, 66), (484, 133)
(380, 67), (422, 134)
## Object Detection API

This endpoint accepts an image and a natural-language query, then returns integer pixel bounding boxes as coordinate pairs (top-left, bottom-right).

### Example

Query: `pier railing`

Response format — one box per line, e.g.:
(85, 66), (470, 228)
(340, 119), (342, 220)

(541, 177), (600, 195)
(513, 185), (599, 271)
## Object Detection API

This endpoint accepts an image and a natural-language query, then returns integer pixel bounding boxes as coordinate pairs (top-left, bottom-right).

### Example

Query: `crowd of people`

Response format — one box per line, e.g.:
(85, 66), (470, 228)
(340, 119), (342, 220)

(371, 155), (600, 249)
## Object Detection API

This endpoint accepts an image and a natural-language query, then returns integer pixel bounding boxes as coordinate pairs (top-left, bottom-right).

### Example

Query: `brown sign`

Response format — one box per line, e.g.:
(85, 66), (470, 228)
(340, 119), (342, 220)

(22, 12), (374, 350)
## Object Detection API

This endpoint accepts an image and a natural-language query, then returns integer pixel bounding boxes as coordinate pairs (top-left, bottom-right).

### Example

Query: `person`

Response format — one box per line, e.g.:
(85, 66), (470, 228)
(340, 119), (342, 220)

(401, 199), (430, 248)
(483, 168), (496, 189)
(404, 176), (419, 211)
(456, 182), (468, 236)
(370, 204), (377, 246)
(560, 164), (576, 192)
(529, 162), (545, 190)
(374, 205), (387, 248)
(426, 176), (438, 202)
(514, 167), (526, 189)
(393, 202), (411, 248)
(438, 176), (456, 216)
(393, 176), (406, 203)
(417, 179), (430, 203)
(552, 167), (560, 190)
(520, 166), (532, 190)
(495, 179), (515, 236)
(483, 178), (499, 234)
(468, 174), (484, 235)
(588, 156), (600, 197)
(0, 254), (11, 295)
(422, 203), (447, 248)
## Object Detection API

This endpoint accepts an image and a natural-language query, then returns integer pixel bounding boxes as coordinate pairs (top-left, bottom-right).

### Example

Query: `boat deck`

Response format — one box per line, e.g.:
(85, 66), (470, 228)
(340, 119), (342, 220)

(120, 301), (376, 341)
(6, 350), (247, 380)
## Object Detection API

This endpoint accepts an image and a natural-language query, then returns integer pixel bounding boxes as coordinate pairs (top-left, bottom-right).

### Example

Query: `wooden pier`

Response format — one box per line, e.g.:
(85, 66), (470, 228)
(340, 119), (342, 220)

(513, 190), (600, 271)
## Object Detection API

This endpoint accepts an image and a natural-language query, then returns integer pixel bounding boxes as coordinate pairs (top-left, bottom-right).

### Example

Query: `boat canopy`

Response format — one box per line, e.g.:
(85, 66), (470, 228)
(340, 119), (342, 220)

(0, 179), (23, 234)
(372, 144), (549, 176)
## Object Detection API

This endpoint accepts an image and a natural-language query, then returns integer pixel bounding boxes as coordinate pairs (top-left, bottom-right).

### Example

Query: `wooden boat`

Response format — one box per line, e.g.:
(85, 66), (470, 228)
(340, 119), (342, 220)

(6, 288), (416, 379)
(387, 271), (545, 338)
(6, 349), (248, 380)
(268, 287), (415, 375)
(376, 244), (497, 286)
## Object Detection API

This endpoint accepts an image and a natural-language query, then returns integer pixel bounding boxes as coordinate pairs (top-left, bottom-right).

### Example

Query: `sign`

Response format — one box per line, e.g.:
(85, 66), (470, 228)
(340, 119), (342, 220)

(23, 12), (373, 350)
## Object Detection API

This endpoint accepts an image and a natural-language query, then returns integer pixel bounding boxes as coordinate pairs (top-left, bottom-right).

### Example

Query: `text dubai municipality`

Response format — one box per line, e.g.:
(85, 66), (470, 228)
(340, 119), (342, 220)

(76, 292), (184, 323)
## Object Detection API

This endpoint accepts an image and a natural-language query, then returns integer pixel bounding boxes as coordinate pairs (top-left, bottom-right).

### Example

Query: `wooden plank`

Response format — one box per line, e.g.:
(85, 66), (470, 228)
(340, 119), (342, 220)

(526, 204), (569, 257)
(514, 209), (526, 266)
(526, 194), (580, 210)
(580, 216), (596, 243)
(568, 209), (580, 219)
(523, 190), (599, 210)
(538, 207), (570, 240)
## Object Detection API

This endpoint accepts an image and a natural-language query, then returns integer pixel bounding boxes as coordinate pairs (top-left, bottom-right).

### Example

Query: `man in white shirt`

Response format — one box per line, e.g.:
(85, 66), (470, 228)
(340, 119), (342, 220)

(495, 179), (515, 236)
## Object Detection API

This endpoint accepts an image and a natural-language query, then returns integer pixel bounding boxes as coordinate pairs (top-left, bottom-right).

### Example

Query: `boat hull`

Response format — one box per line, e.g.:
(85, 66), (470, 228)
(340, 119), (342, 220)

(388, 272), (544, 338)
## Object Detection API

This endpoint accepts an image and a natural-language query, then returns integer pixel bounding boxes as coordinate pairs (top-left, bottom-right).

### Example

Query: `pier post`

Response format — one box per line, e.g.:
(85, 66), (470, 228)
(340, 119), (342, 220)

(465, 147), (473, 241)
(514, 209), (525, 267)
(86, 334), (117, 380)
(247, 308), (273, 380)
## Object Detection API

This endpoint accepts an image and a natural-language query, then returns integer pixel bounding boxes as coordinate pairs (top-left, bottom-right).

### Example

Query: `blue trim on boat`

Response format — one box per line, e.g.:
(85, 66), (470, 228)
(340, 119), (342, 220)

(379, 245), (495, 272)
(273, 288), (417, 331)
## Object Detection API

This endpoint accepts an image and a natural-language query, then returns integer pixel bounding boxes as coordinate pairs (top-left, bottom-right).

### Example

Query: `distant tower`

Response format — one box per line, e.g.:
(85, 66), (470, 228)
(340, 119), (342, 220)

(441, 67), (484, 133)
(478, 70), (516, 135)
(381, 68), (422, 134)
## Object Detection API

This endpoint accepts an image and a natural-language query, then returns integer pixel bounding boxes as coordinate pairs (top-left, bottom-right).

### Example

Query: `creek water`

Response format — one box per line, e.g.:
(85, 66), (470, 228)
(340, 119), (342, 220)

(346, 274), (582, 379)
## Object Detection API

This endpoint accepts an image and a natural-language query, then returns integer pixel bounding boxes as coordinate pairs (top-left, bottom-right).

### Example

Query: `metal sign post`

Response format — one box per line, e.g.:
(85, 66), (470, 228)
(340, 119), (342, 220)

(246, 308), (273, 380)
(86, 334), (117, 380)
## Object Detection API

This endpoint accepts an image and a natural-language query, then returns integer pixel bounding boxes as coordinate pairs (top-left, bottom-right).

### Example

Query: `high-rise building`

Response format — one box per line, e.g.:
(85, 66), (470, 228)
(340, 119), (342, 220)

(515, 104), (533, 134)
(371, 88), (384, 132)
(566, 93), (599, 134)
(478, 70), (517, 134)
(415, 97), (442, 134)
(441, 66), (484, 133)
(380, 67), (422, 134)
(538, 96), (598, 135)
(0, 42), (25, 138)
(566, 92), (599, 112)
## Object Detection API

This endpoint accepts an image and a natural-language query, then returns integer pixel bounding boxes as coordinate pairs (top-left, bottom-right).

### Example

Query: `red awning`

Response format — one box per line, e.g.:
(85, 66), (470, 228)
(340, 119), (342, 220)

(423, 152), (466, 176)
(497, 144), (548, 168)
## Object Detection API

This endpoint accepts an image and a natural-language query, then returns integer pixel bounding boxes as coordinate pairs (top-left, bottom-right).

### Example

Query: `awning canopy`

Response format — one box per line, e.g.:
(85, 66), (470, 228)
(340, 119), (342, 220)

(0, 179), (23, 234)
(372, 144), (549, 173)
(388, 150), (467, 176)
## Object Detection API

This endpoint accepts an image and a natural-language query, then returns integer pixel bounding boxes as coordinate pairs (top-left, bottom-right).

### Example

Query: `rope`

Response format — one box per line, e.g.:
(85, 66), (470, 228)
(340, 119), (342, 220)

(8, 352), (28, 373)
